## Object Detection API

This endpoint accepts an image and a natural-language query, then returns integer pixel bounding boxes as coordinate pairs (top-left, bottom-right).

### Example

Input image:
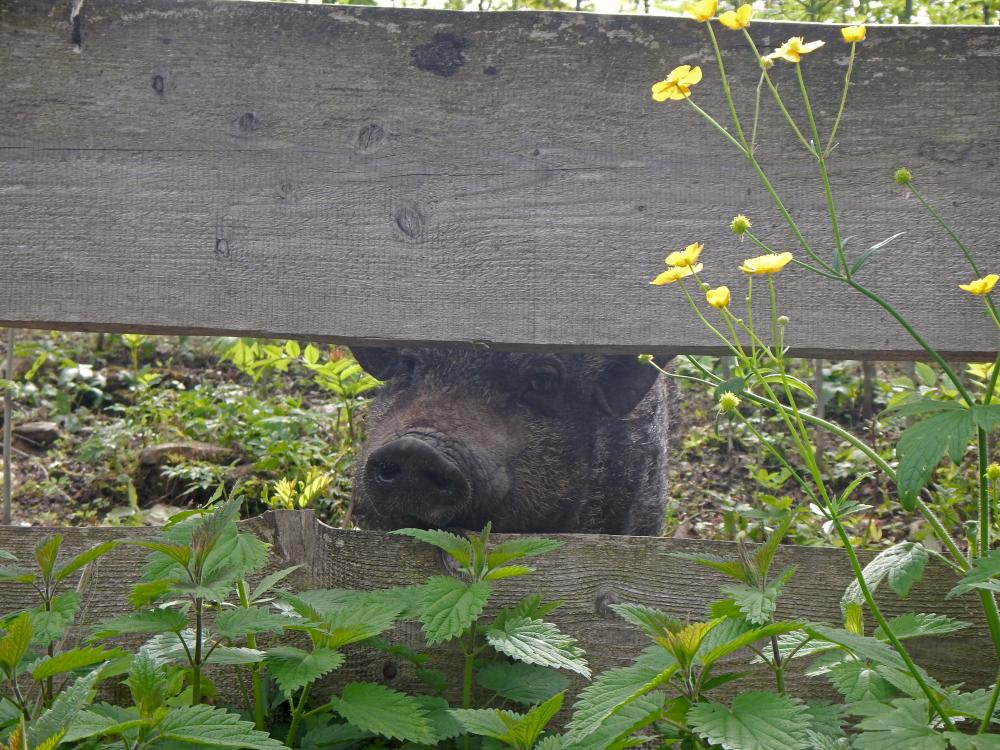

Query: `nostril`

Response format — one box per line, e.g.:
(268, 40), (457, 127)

(376, 462), (401, 484)
(422, 469), (452, 492)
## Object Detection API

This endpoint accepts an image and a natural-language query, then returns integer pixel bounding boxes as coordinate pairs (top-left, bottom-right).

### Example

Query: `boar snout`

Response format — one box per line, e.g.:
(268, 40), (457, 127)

(363, 435), (472, 523)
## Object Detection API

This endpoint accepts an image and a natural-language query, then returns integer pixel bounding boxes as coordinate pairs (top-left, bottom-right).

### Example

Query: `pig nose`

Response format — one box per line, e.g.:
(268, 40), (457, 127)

(366, 436), (471, 506)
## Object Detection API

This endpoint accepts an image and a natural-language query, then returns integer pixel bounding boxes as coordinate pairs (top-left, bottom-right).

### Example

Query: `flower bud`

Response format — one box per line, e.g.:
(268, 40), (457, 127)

(760, 56), (774, 70)
(719, 392), (741, 412)
(988, 463), (1000, 482)
(730, 214), (752, 236)
(777, 315), (790, 326)
(638, 353), (654, 364)
(894, 167), (912, 185)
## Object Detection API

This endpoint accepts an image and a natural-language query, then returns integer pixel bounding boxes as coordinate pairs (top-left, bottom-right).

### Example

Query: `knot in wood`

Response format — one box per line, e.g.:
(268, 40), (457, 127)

(411, 32), (468, 77)
(151, 75), (165, 94)
(214, 237), (231, 258)
(394, 205), (425, 242)
(593, 586), (622, 619)
(381, 661), (398, 681)
(354, 123), (385, 154)
(237, 111), (261, 134)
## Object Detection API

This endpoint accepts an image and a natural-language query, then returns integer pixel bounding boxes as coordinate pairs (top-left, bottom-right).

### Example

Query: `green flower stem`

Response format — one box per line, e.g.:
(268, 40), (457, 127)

(741, 29), (815, 155)
(743, 230), (776, 255)
(678, 281), (746, 361)
(906, 182), (983, 278)
(771, 636), (786, 695)
(768, 276), (815, 454)
(829, 517), (957, 730)
(795, 63), (849, 279)
(192, 598), (204, 706)
(824, 42), (857, 157)
(706, 21), (748, 148)
(986, 351), (1000, 406)
(979, 674), (1000, 733)
(683, 355), (724, 384)
(751, 72), (765, 151)
(285, 683), (312, 747)
(790, 258), (843, 281)
(737, 411), (820, 506)
(685, 98), (747, 155)
(746, 276), (757, 360)
(237, 580), (267, 731)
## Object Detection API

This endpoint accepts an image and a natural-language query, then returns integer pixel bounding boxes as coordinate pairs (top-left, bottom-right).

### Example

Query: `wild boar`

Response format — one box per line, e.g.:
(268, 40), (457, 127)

(349, 347), (674, 536)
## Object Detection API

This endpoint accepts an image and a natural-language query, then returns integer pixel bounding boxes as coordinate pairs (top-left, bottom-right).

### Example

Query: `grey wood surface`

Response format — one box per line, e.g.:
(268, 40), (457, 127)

(1, 0), (998, 359)
(0, 511), (992, 705)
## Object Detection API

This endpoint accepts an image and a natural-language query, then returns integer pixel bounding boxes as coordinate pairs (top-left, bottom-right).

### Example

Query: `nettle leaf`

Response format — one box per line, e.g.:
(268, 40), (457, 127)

(34, 536), (63, 579)
(571, 691), (666, 750)
(874, 613), (970, 641)
(714, 376), (746, 402)
(142, 630), (264, 666)
(609, 603), (680, 639)
(63, 705), (144, 743)
(89, 608), (187, 640)
(719, 582), (782, 626)
(842, 543), (928, 613)
(698, 620), (804, 669)
(851, 698), (946, 750)
(486, 617), (590, 677)
(419, 577), (492, 644)
(492, 594), (562, 630)
(0, 613), (32, 674)
(55, 541), (121, 583)
(0, 564), (34, 584)
(157, 704), (287, 748)
(972, 404), (1000, 432)
(319, 598), (405, 648)
(827, 660), (897, 702)
(125, 650), (167, 716)
(567, 646), (675, 740)
(950, 547), (1000, 598)
(476, 661), (569, 705)
(413, 695), (464, 742)
(28, 669), (101, 747)
(896, 410), (974, 509)
(300, 722), (374, 750)
(687, 692), (811, 750)
(804, 701), (845, 740)
(486, 537), (564, 567)
(484, 565), (535, 581)
(946, 732), (1000, 749)
(30, 646), (123, 680)
(511, 691), (565, 749)
(670, 552), (749, 582)
(883, 398), (963, 419)
(264, 646), (344, 695)
(391, 528), (473, 567)
(249, 564), (302, 602)
(330, 682), (436, 744)
(449, 708), (515, 740)
(213, 608), (298, 640)
(30, 591), (81, 647)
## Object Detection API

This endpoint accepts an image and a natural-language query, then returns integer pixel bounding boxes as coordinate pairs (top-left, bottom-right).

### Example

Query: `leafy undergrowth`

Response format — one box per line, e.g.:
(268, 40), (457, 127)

(0, 332), (989, 551)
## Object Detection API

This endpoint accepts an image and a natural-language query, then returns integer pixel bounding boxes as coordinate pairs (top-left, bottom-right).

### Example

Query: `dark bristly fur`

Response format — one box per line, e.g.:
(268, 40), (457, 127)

(350, 347), (675, 536)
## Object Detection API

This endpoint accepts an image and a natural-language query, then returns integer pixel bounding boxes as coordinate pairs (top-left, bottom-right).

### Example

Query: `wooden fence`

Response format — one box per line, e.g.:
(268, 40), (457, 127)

(1, 0), (999, 704)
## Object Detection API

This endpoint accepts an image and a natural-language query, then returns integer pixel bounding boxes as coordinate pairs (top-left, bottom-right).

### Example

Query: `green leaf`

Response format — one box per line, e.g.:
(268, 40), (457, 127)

(34, 535), (63, 580)
(134, 540), (192, 571)
(413, 695), (464, 742)
(719, 582), (782, 626)
(515, 691), (564, 747)
(567, 647), (675, 740)
(950, 547), (1000, 598)
(914, 362), (937, 388)
(842, 543), (928, 613)
(28, 669), (101, 747)
(476, 662), (569, 705)
(449, 708), (515, 740)
(946, 732), (1000, 749)
(300, 722), (374, 750)
(669, 552), (749, 583)
(156, 703), (287, 748)
(609, 603), (680, 639)
(391, 528), (472, 566)
(0, 564), (35, 584)
(851, 698), (946, 750)
(486, 617), (590, 677)
(329, 682), (436, 744)
(972, 404), (1000, 432)
(0, 613), (32, 674)
(492, 594), (562, 631)
(419, 577), (492, 644)
(249, 565), (302, 602)
(569, 691), (666, 750)
(125, 650), (167, 717)
(687, 692), (812, 750)
(827, 660), (897, 702)
(714, 376), (746, 402)
(64, 705), (144, 743)
(697, 620), (804, 669)
(264, 646), (344, 695)
(55, 541), (121, 582)
(807, 625), (919, 676)
(30, 646), (123, 680)
(896, 410), (975, 509)
(873, 612), (970, 641)
(214, 608), (297, 640)
(89, 608), (187, 639)
(755, 515), (794, 581)
(804, 700), (845, 740)
(487, 538), (564, 567)
(130, 579), (173, 608)
(850, 231), (906, 274)
(484, 565), (535, 581)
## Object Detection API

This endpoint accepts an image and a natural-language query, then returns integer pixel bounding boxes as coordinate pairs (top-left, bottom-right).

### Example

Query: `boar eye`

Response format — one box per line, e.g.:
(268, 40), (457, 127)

(395, 356), (418, 381)
(527, 368), (561, 395)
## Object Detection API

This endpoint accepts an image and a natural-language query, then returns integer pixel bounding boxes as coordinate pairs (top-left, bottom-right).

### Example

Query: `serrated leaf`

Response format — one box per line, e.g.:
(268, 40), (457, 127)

(391, 528), (473, 566)
(715, 376), (746, 402)
(330, 682), (435, 744)
(89, 608), (187, 639)
(827, 660), (897, 701)
(142, 630), (264, 666)
(851, 698), (946, 750)
(950, 547), (1000, 598)
(249, 565), (302, 602)
(34, 536), (62, 579)
(492, 594), (562, 631)
(129, 579), (173, 608)
(670, 552), (750, 583)
(609, 603), (680, 639)
(484, 565), (534, 580)
(569, 691), (666, 750)
(28, 669), (100, 747)
(687, 692), (811, 750)
(486, 617), (589, 677)
(0, 565), (34, 584)
(214, 608), (298, 640)
(413, 695), (464, 742)
(419, 577), (492, 644)
(804, 700), (845, 740)
(477, 662), (569, 705)
(134, 541), (192, 571)
(0, 613), (32, 674)
(449, 708), (516, 740)
(64, 706), (144, 743)
(264, 646), (344, 695)
(567, 646), (675, 740)
(883, 397), (963, 418)
(972, 404), (1000, 432)
(55, 541), (120, 582)
(486, 538), (564, 567)
(842, 543), (928, 613)
(719, 582), (781, 626)
(874, 613), (969, 641)
(30, 646), (123, 680)
(807, 625), (922, 677)
(896, 411), (974, 509)
(698, 620), (803, 669)
(125, 650), (167, 717)
(300, 722), (374, 750)
(156, 703), (287, 748)
(946, 732), (1000, 749)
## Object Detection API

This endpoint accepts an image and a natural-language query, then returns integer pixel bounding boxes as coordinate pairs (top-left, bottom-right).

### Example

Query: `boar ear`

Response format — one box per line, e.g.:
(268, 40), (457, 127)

(592, 356), (661, 417)
(350, 347), (400, 380)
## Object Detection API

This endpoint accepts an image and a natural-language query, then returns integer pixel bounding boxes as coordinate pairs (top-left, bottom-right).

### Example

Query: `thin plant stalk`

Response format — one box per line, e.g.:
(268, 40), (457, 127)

(824, 41), (857, 157)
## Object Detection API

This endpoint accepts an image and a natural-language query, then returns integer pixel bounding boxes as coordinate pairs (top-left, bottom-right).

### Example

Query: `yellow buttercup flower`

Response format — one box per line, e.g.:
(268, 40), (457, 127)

(706, 286), (731, 308)
(651, 65), (703, 102)
(959, 274), (999, 296)
(740, 252), (793, 275)
(719, 4), (753, 29)
(764, 37), (825, 63)
(651, 263), (703, 285)
(665, 242), (704, 267)
(685, 0), (717, 22)
(841, 25), (866, 42)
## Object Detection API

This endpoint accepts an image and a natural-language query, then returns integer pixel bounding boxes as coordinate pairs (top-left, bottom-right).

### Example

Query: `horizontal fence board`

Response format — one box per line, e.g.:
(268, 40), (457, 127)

(0, 1), (998, 357)
(0, 511), (992, 707)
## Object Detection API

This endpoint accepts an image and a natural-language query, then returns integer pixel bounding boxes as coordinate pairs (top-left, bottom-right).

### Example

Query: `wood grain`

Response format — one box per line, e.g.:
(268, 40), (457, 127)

(0, 0), (997, 358)
(0, 511), (992, 707)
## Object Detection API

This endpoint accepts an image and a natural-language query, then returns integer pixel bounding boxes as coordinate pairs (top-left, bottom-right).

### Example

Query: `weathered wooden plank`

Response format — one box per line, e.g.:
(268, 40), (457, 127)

(0, 0), (998, 358)
(0, 511), (992, 706)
